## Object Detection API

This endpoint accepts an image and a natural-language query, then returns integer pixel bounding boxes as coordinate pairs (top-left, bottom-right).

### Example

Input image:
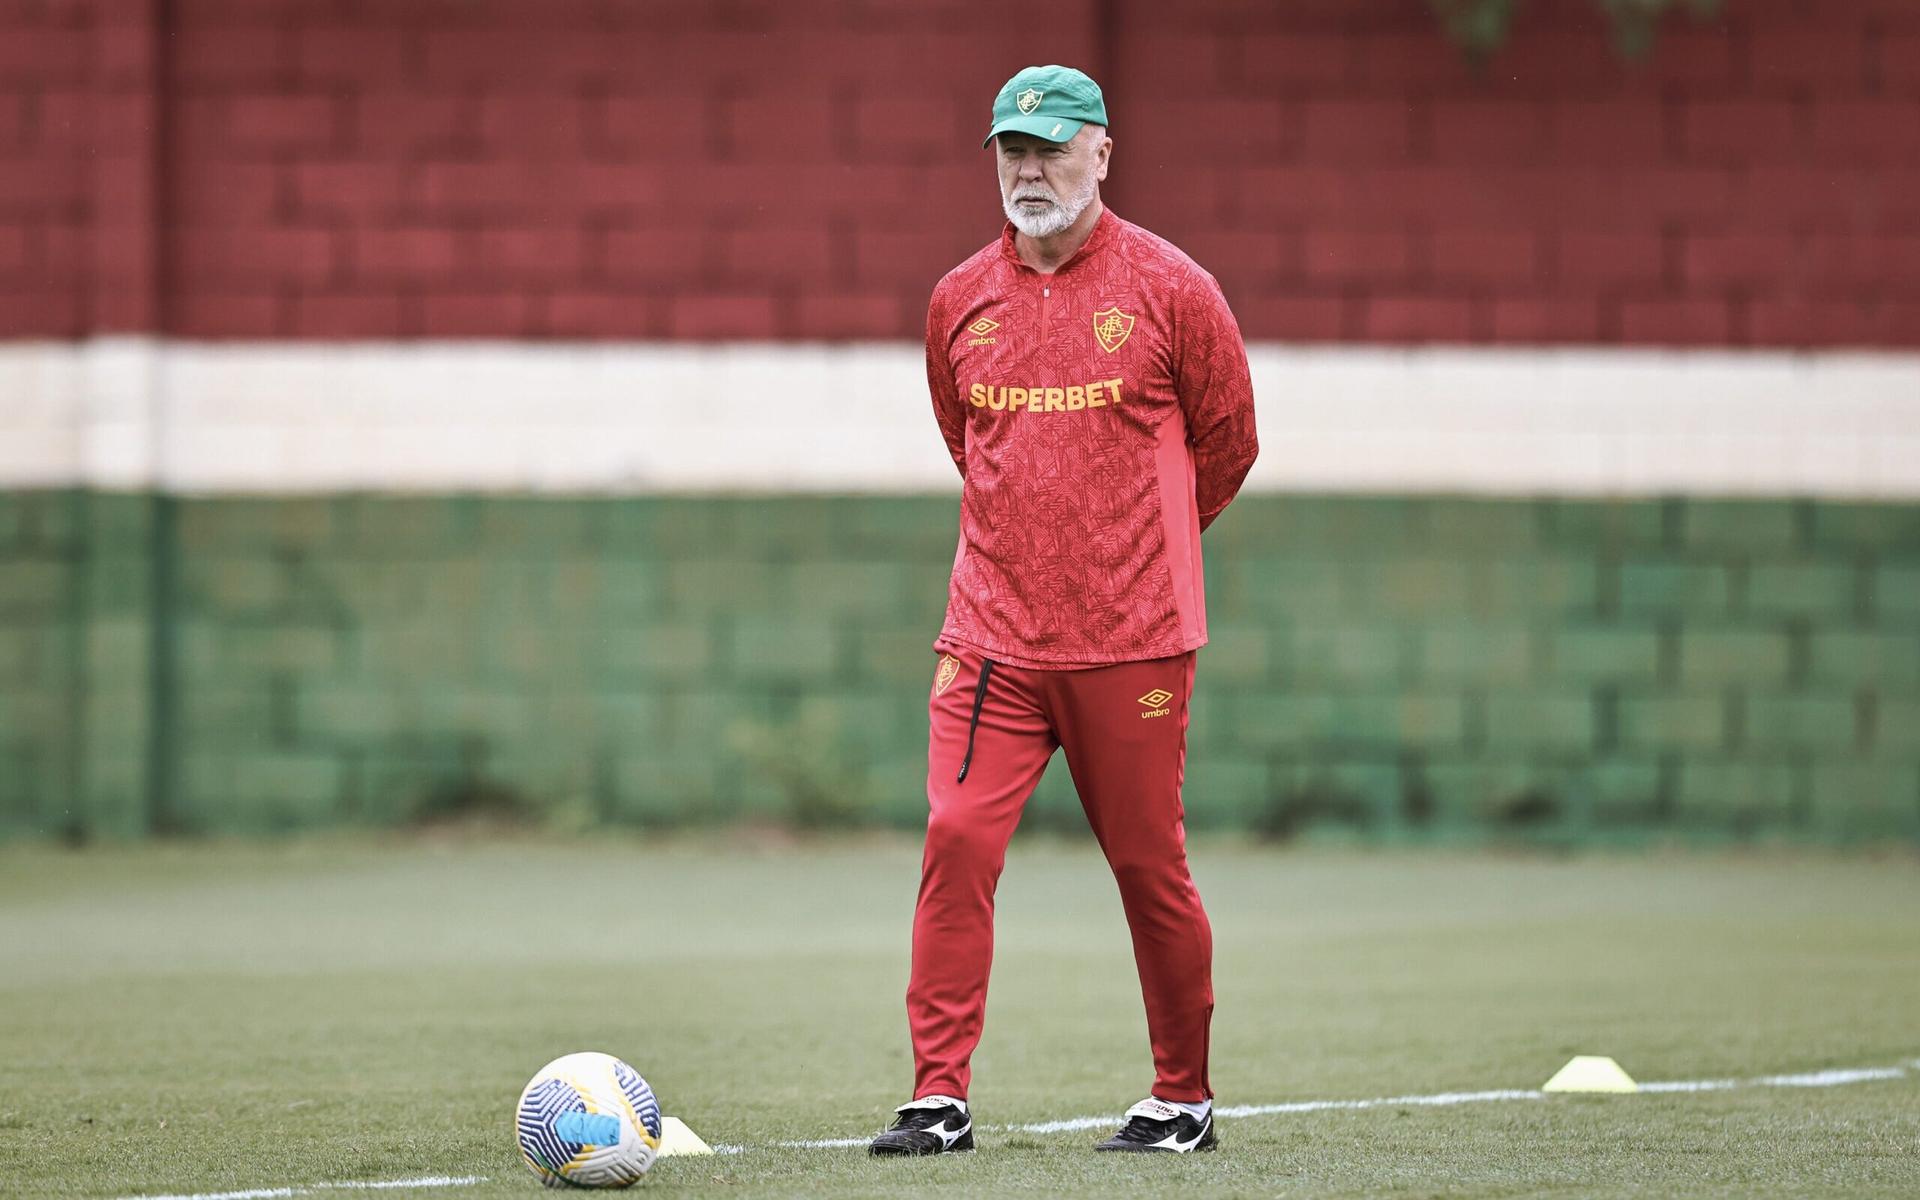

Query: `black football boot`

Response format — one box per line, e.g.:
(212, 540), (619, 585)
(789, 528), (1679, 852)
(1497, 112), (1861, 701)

(868, 1096), (975, 1156)
(1093, 1098), (1218, 1153)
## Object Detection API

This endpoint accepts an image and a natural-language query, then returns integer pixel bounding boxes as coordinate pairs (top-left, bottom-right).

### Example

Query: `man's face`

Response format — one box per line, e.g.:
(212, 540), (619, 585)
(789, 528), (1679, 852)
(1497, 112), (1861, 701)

(996, 125), (1111, 239)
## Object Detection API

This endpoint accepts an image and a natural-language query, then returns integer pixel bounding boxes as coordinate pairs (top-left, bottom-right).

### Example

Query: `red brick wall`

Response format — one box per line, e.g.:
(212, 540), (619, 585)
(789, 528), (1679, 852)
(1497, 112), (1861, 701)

(1, 0), (163, 335)
(3, 0), (1917, 346)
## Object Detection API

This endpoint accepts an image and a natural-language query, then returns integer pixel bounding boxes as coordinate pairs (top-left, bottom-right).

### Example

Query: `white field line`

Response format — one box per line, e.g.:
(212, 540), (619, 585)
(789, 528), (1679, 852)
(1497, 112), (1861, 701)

(1640, 1066), (1909, 1093)
(114, 1058), (1920, 1194)
(736, 1056), (1919, 1152)
(125, 1177), (486, 1200)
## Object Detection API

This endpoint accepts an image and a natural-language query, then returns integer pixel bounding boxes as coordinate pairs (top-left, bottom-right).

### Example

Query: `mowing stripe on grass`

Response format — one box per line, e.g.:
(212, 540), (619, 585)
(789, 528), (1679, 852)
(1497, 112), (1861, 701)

(114, 1058), (1920, 1194)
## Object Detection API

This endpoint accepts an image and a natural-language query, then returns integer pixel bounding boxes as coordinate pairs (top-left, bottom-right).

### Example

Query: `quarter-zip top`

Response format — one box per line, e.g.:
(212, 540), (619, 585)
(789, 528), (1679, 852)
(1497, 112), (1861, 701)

(923, 209), (1259, 669)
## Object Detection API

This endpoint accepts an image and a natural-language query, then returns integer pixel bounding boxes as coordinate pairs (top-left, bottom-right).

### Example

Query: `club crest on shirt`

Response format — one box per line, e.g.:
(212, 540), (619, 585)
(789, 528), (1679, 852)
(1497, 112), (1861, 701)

(934, 654), (961, 696)
(1092, 305), (1135, 353)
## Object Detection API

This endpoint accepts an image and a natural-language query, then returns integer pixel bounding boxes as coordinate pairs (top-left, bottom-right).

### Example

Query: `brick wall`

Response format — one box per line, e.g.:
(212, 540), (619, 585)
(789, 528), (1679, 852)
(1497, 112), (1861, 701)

(4, 491), (1916, 842)
(0, 0), (163, 335)
(3, 0), (1917, 346)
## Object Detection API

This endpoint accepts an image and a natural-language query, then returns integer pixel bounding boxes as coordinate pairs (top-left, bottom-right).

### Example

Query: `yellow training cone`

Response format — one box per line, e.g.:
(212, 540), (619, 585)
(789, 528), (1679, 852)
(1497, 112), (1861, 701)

(1542, 1055), (1639, 1093)
(656, 1116), (715, 1156)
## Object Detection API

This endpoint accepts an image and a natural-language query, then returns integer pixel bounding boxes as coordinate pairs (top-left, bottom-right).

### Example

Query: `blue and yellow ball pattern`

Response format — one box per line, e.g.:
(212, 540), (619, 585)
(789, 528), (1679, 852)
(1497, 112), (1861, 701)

(515, 1052), (663, 1188)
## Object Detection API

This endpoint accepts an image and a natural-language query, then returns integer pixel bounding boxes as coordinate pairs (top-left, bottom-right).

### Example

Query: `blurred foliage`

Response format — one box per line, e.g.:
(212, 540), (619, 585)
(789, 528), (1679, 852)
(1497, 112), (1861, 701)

(728, 710), (872, 830)
(1430, 0), (1724, 59)
(1252, 783), (1378, 842)
(408, 736), (541, 829)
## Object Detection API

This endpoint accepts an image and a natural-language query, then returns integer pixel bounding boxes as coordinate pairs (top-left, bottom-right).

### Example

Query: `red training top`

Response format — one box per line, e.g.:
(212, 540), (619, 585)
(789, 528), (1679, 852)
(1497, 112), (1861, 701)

(926, 208), (1258, 669)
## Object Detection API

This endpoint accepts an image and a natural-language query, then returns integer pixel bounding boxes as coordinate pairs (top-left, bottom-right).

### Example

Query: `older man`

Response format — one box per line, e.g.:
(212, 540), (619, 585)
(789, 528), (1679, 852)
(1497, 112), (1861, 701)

(869, 65), (1258, 1157)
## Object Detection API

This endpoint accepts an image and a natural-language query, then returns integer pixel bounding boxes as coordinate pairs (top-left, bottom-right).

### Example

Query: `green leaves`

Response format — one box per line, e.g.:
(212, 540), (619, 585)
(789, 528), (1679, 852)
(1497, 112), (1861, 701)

(1430, 0), (1520, 57)
(1429, 0), (1724, 59)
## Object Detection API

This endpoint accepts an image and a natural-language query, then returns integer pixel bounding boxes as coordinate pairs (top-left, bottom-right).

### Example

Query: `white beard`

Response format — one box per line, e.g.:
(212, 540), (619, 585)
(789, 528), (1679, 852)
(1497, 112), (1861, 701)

(1002, 174), (1097, 239)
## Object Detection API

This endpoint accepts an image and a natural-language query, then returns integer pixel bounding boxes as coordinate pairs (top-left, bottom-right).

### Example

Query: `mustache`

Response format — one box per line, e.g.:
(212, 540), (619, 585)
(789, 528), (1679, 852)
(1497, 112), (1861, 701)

(1010, 189), (1058, 203)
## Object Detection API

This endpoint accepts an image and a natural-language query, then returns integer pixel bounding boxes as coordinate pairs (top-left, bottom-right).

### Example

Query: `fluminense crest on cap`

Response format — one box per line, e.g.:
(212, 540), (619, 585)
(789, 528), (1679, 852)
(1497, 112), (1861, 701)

(984, 65), (1109, 147)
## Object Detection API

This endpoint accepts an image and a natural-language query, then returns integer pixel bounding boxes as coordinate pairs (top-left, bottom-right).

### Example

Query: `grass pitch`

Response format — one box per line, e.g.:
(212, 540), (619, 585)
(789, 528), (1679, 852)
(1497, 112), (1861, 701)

(1, 835), (1917, 1198)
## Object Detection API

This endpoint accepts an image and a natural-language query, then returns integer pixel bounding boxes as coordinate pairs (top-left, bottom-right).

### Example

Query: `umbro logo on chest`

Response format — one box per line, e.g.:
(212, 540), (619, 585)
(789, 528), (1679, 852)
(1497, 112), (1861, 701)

(965, 304), (1141, 352)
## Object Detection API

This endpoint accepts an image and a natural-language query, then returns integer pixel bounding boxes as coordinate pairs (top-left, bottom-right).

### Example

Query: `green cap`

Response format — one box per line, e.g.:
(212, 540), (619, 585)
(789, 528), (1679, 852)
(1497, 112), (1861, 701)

(982, 64), (1108, 149)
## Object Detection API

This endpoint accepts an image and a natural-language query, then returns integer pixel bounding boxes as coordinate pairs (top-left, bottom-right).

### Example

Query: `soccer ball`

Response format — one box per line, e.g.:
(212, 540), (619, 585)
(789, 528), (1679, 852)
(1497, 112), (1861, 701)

(515, 1051), (663, 1188)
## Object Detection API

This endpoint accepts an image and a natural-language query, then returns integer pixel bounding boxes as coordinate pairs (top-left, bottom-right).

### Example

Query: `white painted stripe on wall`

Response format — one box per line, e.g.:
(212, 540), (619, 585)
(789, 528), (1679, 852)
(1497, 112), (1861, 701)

(4, 339), (1918, 496)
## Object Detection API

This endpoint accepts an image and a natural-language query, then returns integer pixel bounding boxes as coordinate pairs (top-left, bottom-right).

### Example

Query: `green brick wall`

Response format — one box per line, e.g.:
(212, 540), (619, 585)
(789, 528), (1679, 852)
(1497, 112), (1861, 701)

(2, 491), (1917, 843)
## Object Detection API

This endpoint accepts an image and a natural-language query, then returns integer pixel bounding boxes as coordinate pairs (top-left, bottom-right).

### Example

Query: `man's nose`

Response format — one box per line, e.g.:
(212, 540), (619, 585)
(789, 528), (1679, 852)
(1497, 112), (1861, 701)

(1017, 157), (1045, 181)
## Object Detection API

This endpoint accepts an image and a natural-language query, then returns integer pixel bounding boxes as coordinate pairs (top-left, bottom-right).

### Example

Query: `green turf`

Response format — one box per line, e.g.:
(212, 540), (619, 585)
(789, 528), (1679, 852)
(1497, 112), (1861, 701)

(1, 835), (1917, 1198)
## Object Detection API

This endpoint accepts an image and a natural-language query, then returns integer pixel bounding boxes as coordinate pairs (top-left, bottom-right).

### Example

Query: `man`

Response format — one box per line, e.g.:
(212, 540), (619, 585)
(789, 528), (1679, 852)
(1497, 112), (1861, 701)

(869, 65), (1257, 1158)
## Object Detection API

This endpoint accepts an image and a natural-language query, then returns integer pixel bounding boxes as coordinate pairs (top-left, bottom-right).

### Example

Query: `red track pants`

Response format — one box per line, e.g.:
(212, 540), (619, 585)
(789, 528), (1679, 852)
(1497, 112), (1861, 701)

(906, 646), (1214, 1103)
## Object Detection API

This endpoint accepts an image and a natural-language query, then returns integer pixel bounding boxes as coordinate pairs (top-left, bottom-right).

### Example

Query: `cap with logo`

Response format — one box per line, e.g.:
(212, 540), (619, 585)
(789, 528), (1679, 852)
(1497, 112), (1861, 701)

(982, 64), (1109, 148)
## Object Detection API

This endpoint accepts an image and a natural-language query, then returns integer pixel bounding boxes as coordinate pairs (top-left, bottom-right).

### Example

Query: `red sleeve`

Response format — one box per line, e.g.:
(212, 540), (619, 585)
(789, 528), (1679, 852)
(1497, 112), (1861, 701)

(925, 287), (966, 480)
(1173, 272), (1258, 531)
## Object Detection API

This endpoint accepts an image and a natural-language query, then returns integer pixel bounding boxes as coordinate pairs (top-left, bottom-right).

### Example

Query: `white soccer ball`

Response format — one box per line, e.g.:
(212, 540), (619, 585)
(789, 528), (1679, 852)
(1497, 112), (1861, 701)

(515, 1051), (663, 1188)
